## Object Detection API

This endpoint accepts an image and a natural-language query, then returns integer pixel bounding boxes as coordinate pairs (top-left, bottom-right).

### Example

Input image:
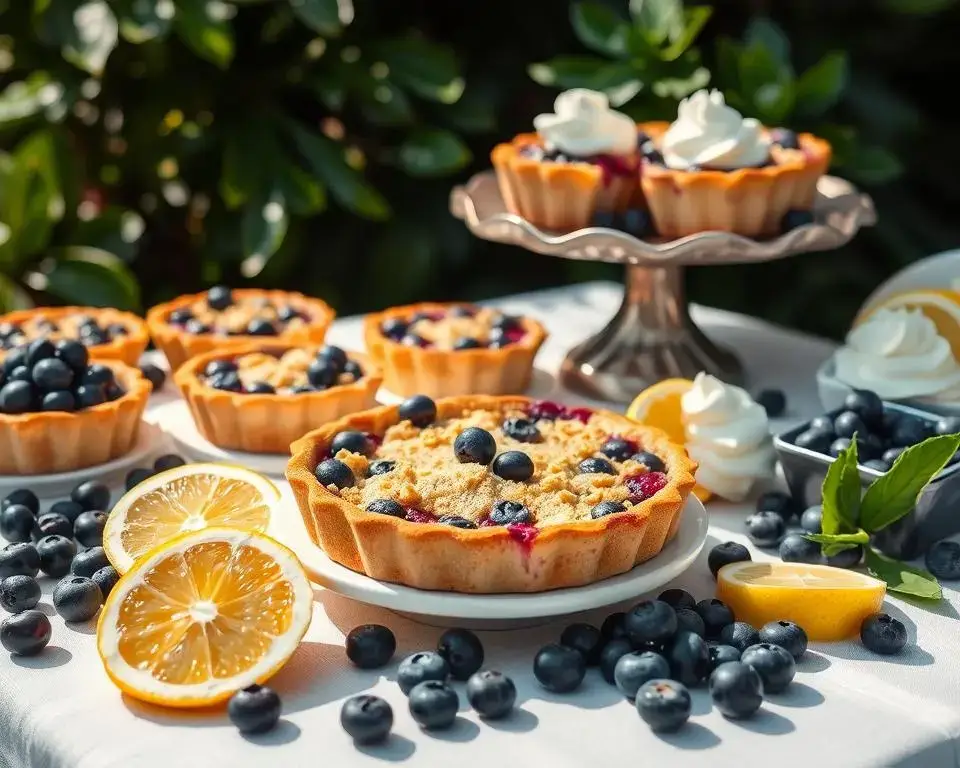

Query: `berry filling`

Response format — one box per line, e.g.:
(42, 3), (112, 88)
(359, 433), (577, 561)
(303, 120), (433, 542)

(625, 471), (668, 502)
(507, 523), (539, 551)
(0, 314), (131, 351)
(404, 508), (438, 524)
(526, 400), (594, 423)
(200, 346), (363, 395)
(167, 286), (311, 337)
(378, 306), (529, 351)
(518, 145), (638, 187)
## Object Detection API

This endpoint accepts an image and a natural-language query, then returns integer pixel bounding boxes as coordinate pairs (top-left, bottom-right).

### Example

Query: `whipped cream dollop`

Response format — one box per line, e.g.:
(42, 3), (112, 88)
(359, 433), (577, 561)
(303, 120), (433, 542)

(834, 308), (960, 403)
(661, 89), (770, 171)
(681, 372), (775, 501)
(533, 89), (637, 157)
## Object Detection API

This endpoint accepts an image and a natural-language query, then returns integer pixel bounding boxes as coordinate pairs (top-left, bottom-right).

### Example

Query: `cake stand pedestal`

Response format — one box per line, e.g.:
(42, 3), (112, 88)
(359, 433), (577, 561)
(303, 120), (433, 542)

(451, 171), (876, 404)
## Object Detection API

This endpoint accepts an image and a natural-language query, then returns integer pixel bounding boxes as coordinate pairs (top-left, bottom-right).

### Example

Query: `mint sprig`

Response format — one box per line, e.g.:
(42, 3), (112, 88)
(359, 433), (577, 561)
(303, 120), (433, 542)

(805, 431), (960, 600)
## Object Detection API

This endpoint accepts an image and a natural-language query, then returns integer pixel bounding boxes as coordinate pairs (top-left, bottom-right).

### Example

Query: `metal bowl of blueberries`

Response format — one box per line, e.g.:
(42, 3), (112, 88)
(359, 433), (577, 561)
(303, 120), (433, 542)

(773, 389), (960, 561)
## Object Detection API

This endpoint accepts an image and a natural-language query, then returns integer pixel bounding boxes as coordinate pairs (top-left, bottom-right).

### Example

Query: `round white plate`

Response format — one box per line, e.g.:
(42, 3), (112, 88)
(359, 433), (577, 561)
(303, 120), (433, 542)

(273, 491), (708, 623)
(860, 248), (960, 314)
(0, 421), (167, 500)
(150, 399), (291, 476)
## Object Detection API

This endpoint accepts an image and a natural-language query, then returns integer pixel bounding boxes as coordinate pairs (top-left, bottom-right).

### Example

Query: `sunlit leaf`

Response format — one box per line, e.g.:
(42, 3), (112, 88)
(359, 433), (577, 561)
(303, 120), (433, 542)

(174, 0), (235, 69)
(44, 246), (140, 310)
(375, 38), (463, 103)
(398, 129), (471, 177)
(289, 0), (353, 36)
(117, 0), (175, 43)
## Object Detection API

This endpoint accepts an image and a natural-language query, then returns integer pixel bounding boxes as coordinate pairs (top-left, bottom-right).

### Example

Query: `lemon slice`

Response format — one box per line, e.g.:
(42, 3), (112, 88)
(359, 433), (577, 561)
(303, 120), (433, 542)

(716, 561), (886, 641)
(104, 463), (278, 574)
(97, 527), (312, 708)
(856, 288), (960, 359)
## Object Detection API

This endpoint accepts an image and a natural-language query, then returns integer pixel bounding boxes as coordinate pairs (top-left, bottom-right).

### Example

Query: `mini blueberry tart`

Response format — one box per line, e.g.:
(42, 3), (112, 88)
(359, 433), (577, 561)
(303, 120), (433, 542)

(363, 303), (547, 398)
(636, 90), (831, 238)
(175, 343), (382, 454)
(0, 306), (149, 366)
(0, 339), (150, 475)
(287, 395), (697, 593)
(491, 89), (641, 231)
(146, 286), (335, 370)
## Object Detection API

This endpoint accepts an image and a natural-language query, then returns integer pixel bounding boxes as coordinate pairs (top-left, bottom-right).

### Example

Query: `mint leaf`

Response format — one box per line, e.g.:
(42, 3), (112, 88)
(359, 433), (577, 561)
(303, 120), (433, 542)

(804, 530), (869, 557)
(820, 436), (860, 534)
(864, 547), (942, 600)
(859, 433), (960, 532)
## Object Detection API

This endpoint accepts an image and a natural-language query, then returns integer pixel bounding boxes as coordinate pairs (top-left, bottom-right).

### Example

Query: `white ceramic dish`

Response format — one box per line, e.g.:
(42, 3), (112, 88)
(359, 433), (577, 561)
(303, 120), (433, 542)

(273, 490), (708, 626)
(0, 421), (167, 500)
(860, 248), (960, 314)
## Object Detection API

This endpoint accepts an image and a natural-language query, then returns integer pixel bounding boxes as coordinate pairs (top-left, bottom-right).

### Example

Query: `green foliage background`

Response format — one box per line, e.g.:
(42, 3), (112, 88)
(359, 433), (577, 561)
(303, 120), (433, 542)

(0, 0), (957, 339)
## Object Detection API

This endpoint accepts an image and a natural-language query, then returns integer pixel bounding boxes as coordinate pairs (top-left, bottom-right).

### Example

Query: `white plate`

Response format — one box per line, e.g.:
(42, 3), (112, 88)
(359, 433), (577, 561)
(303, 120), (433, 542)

(273, 491), (708, 623)
(0, 421), (167, 500)
(150, 399), (291, 476)
(860, 248), (960, 314)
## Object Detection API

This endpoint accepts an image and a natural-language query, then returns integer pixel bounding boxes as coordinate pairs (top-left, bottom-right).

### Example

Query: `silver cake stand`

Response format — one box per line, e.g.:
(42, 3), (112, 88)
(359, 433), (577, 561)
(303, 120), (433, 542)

(450, 171), (876, 404)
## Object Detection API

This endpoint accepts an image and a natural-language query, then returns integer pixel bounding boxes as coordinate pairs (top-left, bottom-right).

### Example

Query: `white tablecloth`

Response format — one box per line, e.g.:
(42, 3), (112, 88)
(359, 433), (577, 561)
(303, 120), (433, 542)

(2, 281), (959, 768)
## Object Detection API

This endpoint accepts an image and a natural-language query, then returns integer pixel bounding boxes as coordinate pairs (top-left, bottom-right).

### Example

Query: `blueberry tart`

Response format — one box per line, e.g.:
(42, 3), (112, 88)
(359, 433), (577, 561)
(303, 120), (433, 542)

(364, 303), (546, 398)
(0, 306), (149, 366)
(146, 287), (335, 370)
(0, 341), (150, 475)
(637, 90), (831, 238)
(175, 344), (382, 454)
(287, 395), (696, 593)
(491, 89), (642, 231)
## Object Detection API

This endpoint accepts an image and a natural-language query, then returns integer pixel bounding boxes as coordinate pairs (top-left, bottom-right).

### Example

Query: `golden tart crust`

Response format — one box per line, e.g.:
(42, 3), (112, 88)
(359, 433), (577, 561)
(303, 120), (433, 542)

(175, 344), (382, 454)
(0, 361), (150, 475)
(0, 306), (149, 366)
(146, 289), (335, 371)
(364, 302), (546, 398)
(287, 395), (697, 593)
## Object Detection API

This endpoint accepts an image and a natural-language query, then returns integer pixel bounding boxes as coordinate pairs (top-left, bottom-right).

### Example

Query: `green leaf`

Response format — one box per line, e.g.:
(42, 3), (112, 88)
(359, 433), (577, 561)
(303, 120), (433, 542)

(355, 78), (415, 127)
(241, 188), (288, 261)
(738, 41), (795, 123)
(174, 0), (235, 69)
(276, 163), (326, 216)
(0, 275), (32, 314)
(116, 0), (174, 43)
(842, 145), (903, 185)
(629, 0), (682, 45)
(744, 16), (790, 66)
(398, 129), (471, 178)
(289, 0), (352, 37)
(881, 0), (956, 12)
(859, 433), (960, 532)
(529, 57), (642, 95)
(33, 0), (119, 75)
(662, 6), (712, 61)
(442, 86), (498, 134)
(287, 122), (391, 220)
(376, 39), (462, 103)
(804, 530), (870, 557)
(865, 547), (942, 600)
(820, 436), (860, 535)
(570, 2), (628, 57)
(715, 37), (741, 91)
(44, 247), (140, 310)
(0, 73), (63, 128)
(652, 67), (710, 100)
(796, 52), (849, 115)
(71, 206), (145, 261)
(220, 133), (259, 209)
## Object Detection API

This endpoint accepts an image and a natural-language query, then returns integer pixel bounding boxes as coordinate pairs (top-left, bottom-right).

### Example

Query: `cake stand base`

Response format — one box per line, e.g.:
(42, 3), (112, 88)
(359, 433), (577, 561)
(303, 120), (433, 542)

(560, 265), (742, 403)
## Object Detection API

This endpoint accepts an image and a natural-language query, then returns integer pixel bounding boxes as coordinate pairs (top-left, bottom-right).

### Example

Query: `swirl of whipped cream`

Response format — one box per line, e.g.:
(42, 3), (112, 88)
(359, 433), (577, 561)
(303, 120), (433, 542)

(661, 89), (770, 171)
(681, 372), (774, 501)
(834, 308), (960, 402)
(532, 89), (637, 157)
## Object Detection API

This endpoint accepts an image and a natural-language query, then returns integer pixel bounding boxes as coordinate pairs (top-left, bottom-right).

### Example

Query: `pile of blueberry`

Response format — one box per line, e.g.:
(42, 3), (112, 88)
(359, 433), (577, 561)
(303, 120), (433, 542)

(790, 389), (960, 474)
(0, 339), (126, 415)
(203, 345), (361, 395)
(0, 315), (129, 352)
(379, 308), (527, 351)
(168, 286), (306, 337)
(124, 453), (187, 491)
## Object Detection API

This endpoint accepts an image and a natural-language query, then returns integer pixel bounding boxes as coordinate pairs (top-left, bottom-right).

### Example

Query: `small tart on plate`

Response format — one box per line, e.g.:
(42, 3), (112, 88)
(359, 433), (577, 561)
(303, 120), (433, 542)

(146, 286), (335, 371)
(364, 303), (546, 399)
(287, 395), (697, 593)
(0, 306), (149, 366)
(175, 343), (382, 454)
(0, 340), (150, 475)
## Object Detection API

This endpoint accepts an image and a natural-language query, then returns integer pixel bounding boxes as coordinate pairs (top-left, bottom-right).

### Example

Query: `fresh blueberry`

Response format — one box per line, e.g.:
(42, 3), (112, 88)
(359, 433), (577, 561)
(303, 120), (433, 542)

(635, 679), (691, 732)
(675, 608), (706, 638)
(779, 534), (823, 564)
(756, 389), (787, 417)
(781, 210), (814, 231)
(533, 643), (585, 693)
(316, 345), (348, 371)
(31, 358), (74, 392)
(0, 543), (40, 579)
(830, 435), (879, 460)
(756, 490), (796, 521)
(244, 381), (275, 394)
(488, 500), (532, 526)
(453, 337), (483, 350)
(860, 613), (907, 655)
(709, 644), (742, 671)
(935, 416), (960, 436)
(826, 545), (863, 568)
(613, 650), (670, 699)
(74, 384), (106, 409)
(740, 643), (796, 693)
(0, 575), (41, 613)
(2, 490), (39, 516)
(708, 541), (751, 578)
(139, 362), (166, 392)
(657, 588), (696, 611)
(364, 460), (394, 479)
(47, 501), (82, 525)
(809, 415), (835, 434)
(800, 505), (823, 534)
(380, 318), (408, 340)
(719, 621), (760, 653)
(758, 620), (808, 660)
(365, 499), (405, 518)
(0, 381), (36, 414)
(709, 661), (764, 719)
(770, 128), (800, 149)
(330, 431), (374, 458)
(665, 630), (710, 687)
(246, 318), (277, 336)
(91, 566), (119, 598)
(55, 339), (89, 372)
(621, 208), (652, 236)
(206, 285), (233, 311)
(888, 416), (928, 448)
(227, 685), (281, 734)
(600, 438), (635, 461)
(844, 389), (884, 429)
(408, 681), (459, 730)
(343, 360), (363, 380)
(314, 458), (355, 489)
(437, 628), (484, 680)
(168, 308), (193, 325)
(438, 515), (477, 529)
(863, 459), (889, 473)
(1, 505), (37, 543)
(0, 610), (51, 656)
(32, 513), (71, 542)
(25, 338), (55, 367)
(794, 428), (833, 453)
(53, 576), (102, 622)
(80, 364), (115, 388)
(73, 510), (107, 548)
(41, 391), (76, 412)
(125, 468), (154, 491)
(454, 427), (497, 465)
(925, 540), (960, 580)
(71, 480), (110, 512)
(559, 623), (603, 666)
(340, 695), (393, 743)
(70, 547), (110, 579)
(345, 624), (396, 669)
(501, 417), (541, 443)
(624, 600), (678, 647)
(400, 333), (428, 348)
(578, 457), (616, 475)
(600, 611), (628, 642)
(745, 510), (786, 548)
(882, 446), (906, 465)
(834, 410), (866, 439)
(306, 359), (337, 389)
(492, 451), (534, 481)
(2, 346), (26, 375)
(600, 638), (633, 684)
(397, 651), (450, 695)
(398, 395), (436, 427)
(630, 451), (665, 472)
(7, 366), (32, 384)
(210, 370), (243, 392)
(695, 599), (735, 640)
(154, 454), (186, 472)
(466, 670), (516, 719)
(591, 501), (626, 519)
